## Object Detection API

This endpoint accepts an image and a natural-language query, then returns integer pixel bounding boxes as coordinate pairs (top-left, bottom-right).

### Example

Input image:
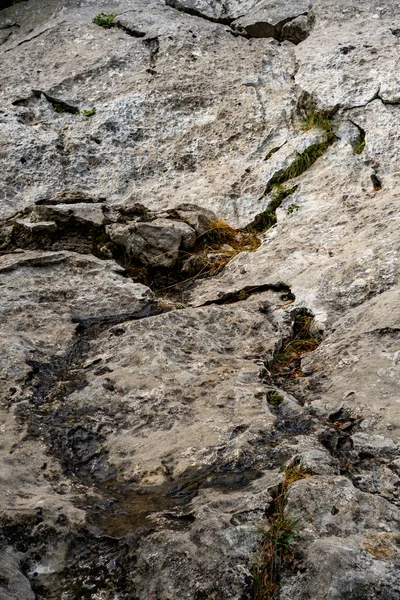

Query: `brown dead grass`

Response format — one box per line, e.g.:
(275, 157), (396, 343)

(253, 463), (312, 600)
(269, 315), (319, 378)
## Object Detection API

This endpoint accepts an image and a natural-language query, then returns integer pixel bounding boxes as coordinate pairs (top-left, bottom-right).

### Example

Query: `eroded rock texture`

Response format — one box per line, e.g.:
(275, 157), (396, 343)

(0, 1), (399, 599)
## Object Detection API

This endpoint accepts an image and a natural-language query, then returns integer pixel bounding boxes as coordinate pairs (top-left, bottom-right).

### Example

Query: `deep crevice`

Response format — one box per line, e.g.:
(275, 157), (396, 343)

(201, 283), (295, 306)
(165, 0), (234, 26)
(245, 184), (298, 233)
(3, 24), (55, 52)
(115, 22), (146, 37)
(348, 119), (366, 154)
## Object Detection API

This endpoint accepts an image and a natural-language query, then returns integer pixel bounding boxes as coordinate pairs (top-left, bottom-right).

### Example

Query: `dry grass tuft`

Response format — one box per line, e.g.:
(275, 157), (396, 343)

(253, 463), (312, 600)
(199, 218), (260, 252)
(193, 218), (260, 276)
(269, 314), (319, 378)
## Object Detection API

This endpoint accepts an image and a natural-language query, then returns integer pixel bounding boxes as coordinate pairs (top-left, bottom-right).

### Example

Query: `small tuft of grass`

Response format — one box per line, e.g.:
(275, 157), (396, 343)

(93, 12), (117, 28)
(286, 204), (299, 215)
(269, 314), (319, 378)
(174, 219), (261, 281)
(199, 218), (259, 252)
(238, 289), (249, 301)
(198, 218), (239, 248)
(253, 462), (312, 600)
(353, 139), (365, 154)
(81, 108), (96, 117)
(260, 109), (336, 198)
(267, 390), (284, 407)
(245, 184), (297, 234)
(283, 463), (312, 486)
(302, 110), (334, 138)
(253, 514), (301, 600)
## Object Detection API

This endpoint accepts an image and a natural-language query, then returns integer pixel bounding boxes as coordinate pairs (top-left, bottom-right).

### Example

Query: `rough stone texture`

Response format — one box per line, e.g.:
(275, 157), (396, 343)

(231, 1), (309, 39)
(0, 0), (400, 599)
(107, 218), (196, 267)
(281, 476), (400, 600)
(0, 0), (296, 226)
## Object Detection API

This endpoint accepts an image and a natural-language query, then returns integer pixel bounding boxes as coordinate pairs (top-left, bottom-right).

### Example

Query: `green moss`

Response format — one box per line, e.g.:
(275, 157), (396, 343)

(353, 139), (365, 154)
(276, 141), (331, 186)
(267, 391), (284, 407)
(286, 204), (300, 215)
(81, 108), (96, 117)
(302, 110), (335, 138)
(52, 101), (79, 115)
(245, 185), (297, 234)
(93, 12), (117, 28)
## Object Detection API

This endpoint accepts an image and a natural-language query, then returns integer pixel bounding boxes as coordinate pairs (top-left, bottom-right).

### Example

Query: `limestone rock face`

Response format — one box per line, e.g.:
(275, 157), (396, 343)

(0, 0), (400, 599)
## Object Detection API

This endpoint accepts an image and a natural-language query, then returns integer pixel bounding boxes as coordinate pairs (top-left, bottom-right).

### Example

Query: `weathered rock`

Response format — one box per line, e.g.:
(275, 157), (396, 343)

(107, 217), (196, 267)
(0, 0), (296, 226)
(232, 0), (309, 39)
(14, 219), (58, 233)
(167, 202), (217, 236)
(0, 250), (154, 386)
(0, 549), (35, 600)
(1, 0), (400, 598)
(281, 476), (400, 599)
(164, 0), (248, 22)
(30, 202), (109, 226)
(281, 14), (310, 44)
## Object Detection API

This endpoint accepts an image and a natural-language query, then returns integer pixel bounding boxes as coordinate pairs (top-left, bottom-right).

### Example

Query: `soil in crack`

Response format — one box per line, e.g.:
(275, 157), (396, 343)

(267, 312), (320, 378)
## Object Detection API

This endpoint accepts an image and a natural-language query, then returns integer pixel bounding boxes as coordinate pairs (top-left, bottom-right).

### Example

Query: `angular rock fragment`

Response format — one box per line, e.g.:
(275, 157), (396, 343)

(281, 14), (310, 44)
(232, 0), (309, 39)
(167, 202), (217, 236)
(107, 218), (196, 267)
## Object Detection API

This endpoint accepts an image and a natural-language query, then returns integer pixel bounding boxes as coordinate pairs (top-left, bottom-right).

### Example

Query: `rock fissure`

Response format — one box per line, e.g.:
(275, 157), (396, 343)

(201, 283), (295, 306)
(165, 0), (235, 26)
(3, 24), (57, 52)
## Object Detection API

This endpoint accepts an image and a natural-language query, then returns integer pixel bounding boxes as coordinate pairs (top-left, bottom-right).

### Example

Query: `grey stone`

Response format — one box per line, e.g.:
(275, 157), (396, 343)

(0, 549), (35, 600)
(351, 433), (398, 457)
(0, 0), (296, 226)
(281, 14), (310, 44)
(232, 0), (309, 39)
(0, 0), (400, 598)
(14, 219), (58, 233)
(281, 476), (400, 599)
(169, 202), (217, 236)
(107, 218), (196, 267)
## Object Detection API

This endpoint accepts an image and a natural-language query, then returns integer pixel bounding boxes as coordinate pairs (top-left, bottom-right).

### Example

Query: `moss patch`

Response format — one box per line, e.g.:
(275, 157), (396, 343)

(93, 13), (117, 28)
(245, 185), (298, 234)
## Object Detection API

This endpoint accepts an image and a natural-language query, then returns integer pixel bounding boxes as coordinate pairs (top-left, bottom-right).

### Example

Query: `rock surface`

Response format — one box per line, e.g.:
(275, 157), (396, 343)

(0, 0), (399, 599)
